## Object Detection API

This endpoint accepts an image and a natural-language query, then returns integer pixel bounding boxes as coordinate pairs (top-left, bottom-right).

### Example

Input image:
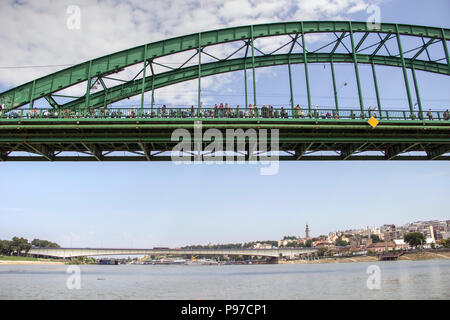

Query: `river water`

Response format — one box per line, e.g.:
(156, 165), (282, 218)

(0, 259), (449, 299)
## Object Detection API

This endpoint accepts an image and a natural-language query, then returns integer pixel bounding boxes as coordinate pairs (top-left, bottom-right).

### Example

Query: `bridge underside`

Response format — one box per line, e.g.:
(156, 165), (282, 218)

(1, 118), (449, 161)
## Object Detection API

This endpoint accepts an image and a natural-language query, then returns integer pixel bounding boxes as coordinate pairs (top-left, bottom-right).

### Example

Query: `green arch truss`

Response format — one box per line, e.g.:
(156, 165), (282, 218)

(1, 21), (449, 115)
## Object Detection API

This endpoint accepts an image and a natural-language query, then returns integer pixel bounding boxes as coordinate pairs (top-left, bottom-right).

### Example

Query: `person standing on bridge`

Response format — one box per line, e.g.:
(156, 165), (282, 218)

(427, 109), (433, 120)
(237, 105), (242, 118)
(294, 104), (300, 118)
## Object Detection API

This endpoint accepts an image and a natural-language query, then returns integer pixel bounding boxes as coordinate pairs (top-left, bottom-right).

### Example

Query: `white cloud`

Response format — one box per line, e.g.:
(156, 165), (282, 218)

(0, 0), (380, 104)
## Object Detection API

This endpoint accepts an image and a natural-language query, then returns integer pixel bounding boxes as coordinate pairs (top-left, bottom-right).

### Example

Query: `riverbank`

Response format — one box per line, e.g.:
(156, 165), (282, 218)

(0, 256), (64, 265)
(278, 251), (450, 264)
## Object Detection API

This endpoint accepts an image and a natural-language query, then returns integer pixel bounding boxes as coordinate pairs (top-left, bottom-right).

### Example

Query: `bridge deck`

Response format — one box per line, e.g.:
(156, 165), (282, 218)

(28, 247), (318, 258)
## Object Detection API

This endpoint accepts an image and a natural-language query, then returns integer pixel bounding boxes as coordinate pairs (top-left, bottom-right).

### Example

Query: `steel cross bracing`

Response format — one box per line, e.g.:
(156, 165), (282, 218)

(0, 21), (449, 161)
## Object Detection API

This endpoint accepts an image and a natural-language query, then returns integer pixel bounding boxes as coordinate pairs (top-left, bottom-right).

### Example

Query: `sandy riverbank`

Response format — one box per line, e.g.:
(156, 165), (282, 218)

(278, 251), (450, 264)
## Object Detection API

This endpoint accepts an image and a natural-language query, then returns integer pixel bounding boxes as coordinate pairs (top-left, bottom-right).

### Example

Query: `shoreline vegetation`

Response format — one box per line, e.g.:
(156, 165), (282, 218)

(1, 251), (449, 266)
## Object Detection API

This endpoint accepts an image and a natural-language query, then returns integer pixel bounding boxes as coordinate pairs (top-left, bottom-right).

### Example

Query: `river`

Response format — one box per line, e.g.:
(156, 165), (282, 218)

(0, 259), (448, 299)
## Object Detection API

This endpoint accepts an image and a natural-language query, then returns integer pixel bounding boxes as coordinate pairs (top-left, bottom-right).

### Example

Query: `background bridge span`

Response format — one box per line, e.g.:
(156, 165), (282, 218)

(28, 247), (318, 258)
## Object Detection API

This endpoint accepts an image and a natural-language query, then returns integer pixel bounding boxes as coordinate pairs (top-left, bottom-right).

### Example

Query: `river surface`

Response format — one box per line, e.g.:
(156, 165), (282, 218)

(0, 259), (449, 299)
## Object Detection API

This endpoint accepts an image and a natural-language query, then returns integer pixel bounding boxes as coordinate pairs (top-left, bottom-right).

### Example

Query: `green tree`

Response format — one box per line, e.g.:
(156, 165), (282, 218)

(31, 239), (60, 248)
(335, 237), (349, 247)
(283, 236), (298, 240)
(439, 239), (450, 248)
(10, 237), (31, 256)
(317, 247), (328, 257)
(305, 240), (312, 247)
(0, 240), (12, 255)
(404, 232), (426, 247)
(370, 234), (382, 243)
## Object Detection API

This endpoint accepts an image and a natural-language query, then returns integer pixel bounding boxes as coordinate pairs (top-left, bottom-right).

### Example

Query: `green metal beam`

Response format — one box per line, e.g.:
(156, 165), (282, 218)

(150, 62), (155, 111)
(198, 33), (202, 108)
(251, 26), (256, 107)
(331, 32), (347, 54)
(349, 22), (364, 114)
(411, 38), (434, 61)
(301, 22), (311, 112)
(396, 24), (414, 113)
(44, 96), (60, 109)
(2, 123), (449, 130)
(371, 32), (392, 56)
(371, 62), (382, 117)
(85, 60), (92, 111)
(442, 28), (450, 75)
(288, 59), (294, 111)
(411, 65), (423, 119)
(140, 45), (147, 110)
(355, 32), (370, 52)
(330, 58), (339, 112)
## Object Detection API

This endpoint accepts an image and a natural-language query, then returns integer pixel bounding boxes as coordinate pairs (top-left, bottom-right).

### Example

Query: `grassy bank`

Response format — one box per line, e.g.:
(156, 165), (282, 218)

(0, 255), (64, 264)
(0, 255), (42, 261)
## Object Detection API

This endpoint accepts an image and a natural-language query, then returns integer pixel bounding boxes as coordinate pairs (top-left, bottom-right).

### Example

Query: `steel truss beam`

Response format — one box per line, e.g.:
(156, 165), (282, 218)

(81, 142), (103, 161)
(426, 145), (450, 160)
(137, 142), (151, 161)
(341, 142), (367, 160)
(24, 143), (54, 161)
(294, 142), (313, 160)
(385, 142), (419, 160)
(1, 21), (449, 111)
(0, 151), (8, 161)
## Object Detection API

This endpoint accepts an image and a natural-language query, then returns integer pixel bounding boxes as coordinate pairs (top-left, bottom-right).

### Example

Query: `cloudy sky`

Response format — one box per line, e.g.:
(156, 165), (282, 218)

(0, 0), (449, 248)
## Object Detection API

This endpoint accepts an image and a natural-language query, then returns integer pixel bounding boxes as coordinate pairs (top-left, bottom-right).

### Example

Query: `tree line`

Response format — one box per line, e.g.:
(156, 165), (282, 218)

(0, 237), (59, 256)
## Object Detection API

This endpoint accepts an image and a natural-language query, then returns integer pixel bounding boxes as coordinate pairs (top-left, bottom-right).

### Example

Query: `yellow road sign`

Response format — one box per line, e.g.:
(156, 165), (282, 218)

(368, 116), (379, 128)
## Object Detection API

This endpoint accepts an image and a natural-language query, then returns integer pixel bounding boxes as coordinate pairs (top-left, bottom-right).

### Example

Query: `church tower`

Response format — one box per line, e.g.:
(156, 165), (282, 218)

(305, 224), (310, 239)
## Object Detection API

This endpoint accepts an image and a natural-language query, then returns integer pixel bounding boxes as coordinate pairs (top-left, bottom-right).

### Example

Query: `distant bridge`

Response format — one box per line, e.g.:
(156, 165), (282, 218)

(28, 247), (318, 258)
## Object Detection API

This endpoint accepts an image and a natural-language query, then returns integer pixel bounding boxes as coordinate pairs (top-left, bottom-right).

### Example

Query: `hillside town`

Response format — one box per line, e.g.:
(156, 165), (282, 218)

(186, 220), (450, 258)
(249, 220), (450, 256)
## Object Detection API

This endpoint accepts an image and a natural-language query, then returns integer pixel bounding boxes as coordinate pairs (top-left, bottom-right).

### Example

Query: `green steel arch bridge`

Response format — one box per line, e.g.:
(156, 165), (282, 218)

(0, 21), (449, 161)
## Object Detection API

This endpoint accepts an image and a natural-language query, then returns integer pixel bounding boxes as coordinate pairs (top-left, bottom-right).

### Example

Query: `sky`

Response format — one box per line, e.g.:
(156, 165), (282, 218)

(0, 0), (449, 248)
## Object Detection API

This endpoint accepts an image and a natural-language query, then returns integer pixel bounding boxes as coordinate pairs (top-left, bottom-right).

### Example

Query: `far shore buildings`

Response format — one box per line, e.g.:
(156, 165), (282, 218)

(272, 219), (447, 252)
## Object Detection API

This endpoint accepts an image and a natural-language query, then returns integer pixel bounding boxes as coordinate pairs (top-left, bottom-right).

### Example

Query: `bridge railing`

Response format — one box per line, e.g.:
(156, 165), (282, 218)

(1, 107), (449, 121)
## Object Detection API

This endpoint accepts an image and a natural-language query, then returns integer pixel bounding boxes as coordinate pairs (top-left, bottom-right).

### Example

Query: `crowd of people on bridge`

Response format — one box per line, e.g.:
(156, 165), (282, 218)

(1, 102), (449, 121)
